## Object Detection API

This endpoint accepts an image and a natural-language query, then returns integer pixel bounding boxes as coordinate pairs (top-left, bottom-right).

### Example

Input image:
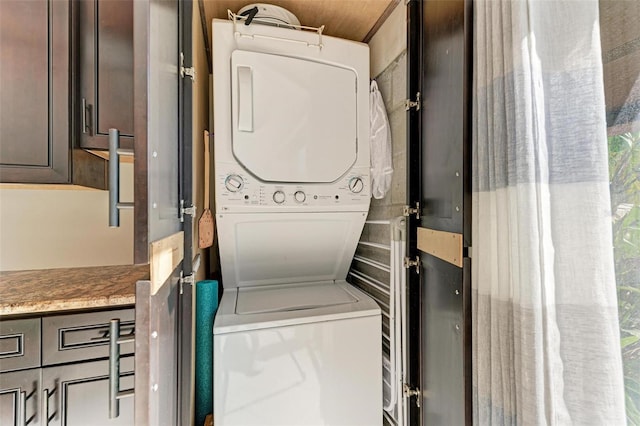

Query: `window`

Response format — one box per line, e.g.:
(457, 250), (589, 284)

(600, 1), (640, 423)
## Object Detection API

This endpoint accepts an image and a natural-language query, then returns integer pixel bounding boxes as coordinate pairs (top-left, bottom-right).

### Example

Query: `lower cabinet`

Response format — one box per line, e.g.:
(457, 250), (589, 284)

(42, 358), (134, 426)
(0, 308), (134, 426)
(0, 368), (42, 426)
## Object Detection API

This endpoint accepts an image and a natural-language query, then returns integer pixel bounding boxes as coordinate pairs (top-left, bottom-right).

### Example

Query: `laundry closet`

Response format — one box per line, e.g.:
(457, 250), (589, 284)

(198, 3), (410, 425)
(0, 0), (471, 425)
(181, 2), (423, 424)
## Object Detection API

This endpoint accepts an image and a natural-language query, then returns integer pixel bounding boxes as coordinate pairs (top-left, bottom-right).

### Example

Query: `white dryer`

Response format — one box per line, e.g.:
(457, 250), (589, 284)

(212, 17), (381, 425)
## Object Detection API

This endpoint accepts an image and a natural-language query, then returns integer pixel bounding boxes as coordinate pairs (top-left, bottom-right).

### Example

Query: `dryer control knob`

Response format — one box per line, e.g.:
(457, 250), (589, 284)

(273, 191), (286, 204)
(294, 191), (306, 203)
(225, 174), (244, 192)
(348, 177), (364, 193)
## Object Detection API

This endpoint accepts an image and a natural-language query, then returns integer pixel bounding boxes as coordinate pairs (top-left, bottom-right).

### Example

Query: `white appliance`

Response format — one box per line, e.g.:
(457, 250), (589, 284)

(212, 16), (381, 425)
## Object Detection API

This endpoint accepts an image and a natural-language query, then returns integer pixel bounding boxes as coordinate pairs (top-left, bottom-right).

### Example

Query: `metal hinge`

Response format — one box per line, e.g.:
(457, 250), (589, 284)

(405, 92), (421, 111)
(403, 383), (421, 408)
(179, 254), (201, 294)
(403, 202), (420, 219)
(179, 199), (196, 223)
(179, 271), (195, 295)
(404, 256), (421, 274)
(180, 52), (196, 82)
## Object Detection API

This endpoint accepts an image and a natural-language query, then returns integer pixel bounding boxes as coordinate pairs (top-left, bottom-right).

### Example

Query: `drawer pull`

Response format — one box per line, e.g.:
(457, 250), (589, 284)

(18, 391), (26, 426)
(42, 389), (48, 426)
(108, 319), (134, 419)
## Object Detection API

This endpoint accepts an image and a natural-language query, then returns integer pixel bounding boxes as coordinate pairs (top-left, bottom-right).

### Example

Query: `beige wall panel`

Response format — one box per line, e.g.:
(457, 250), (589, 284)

(0, 164), (134, 271)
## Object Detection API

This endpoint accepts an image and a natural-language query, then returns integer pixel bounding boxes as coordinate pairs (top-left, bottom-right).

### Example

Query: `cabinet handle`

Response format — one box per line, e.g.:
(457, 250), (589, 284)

(42, 388), (50, 426)
(81, 98), (90, 134)
(18, 391), (26, 426)
(109, 319), (135, 419)
(108, 129), (134, 227)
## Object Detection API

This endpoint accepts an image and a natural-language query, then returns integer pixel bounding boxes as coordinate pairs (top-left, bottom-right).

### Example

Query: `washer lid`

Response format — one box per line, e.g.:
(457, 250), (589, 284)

(236, 282), (357, 314)
(216, 212), (367, 289)
(231, 50), (358, 183)
(214, 282), (381, 335)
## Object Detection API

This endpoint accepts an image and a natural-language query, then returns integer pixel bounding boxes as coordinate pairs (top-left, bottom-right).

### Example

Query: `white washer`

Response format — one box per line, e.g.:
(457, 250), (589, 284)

(212, 19), (381, 425)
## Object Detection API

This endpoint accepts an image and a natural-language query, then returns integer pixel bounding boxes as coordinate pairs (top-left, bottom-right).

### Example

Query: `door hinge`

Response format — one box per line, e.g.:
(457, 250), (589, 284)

(179, 255), (201, 295)
(180, 199), (196, 222)
(180, 52), (196, 82)
(403, 202), (420, 219)
(404, 256), (421, 274)
(405, 92), (421, 111)
(179, 271), (195, 295)
(403, 383), (421, 408)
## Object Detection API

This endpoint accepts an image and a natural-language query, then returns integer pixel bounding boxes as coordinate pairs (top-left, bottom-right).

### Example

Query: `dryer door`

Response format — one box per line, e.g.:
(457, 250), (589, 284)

(231, 50), (358, 183)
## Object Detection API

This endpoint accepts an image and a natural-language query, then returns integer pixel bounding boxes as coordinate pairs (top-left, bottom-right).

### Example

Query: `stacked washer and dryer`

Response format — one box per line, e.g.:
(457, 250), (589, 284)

(212, 7), (382, 425)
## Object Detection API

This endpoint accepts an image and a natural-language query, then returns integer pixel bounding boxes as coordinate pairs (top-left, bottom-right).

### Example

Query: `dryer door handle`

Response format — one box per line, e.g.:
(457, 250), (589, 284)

(237, 66), (253, 132)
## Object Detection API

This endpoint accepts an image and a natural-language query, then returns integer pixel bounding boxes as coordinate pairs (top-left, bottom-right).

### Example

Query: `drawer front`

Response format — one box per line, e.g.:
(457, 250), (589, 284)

(42, 308), (134, 366)
(0, 318), (41, 372)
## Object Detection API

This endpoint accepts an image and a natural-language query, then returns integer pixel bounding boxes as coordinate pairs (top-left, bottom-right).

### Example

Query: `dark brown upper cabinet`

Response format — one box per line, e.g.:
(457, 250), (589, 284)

(0, 0), (70, 183)
(78, 0), (134, 151)
(0, 0), (107, 188)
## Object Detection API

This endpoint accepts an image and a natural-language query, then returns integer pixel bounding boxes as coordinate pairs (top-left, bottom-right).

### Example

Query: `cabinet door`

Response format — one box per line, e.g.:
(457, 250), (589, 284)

(0, 368), (42, 426)
(78, 0), (134, 151)
(0, 0), (70, 183)
(42, 358), (134, 426)
(413, 0), (473, 424)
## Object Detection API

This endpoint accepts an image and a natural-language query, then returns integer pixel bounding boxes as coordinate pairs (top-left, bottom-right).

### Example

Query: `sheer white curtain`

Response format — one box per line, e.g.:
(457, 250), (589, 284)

(472, 0), (626, 424)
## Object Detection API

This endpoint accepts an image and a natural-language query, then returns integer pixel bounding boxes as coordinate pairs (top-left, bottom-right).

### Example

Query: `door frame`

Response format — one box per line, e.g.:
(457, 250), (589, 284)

(406, 1), (423, 425)
(178, 0), (195, 424)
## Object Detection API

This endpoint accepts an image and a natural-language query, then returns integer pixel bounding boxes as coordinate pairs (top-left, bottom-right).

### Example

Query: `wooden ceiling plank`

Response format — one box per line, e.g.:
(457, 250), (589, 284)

(202, 0), (395, 43)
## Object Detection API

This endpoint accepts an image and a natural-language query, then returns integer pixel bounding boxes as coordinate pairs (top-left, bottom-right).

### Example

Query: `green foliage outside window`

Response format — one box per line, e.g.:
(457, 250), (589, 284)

(609, 131), (640, 425)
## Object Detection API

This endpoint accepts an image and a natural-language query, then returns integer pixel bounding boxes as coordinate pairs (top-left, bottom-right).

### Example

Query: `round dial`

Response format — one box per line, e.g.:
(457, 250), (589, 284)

(224, 174), (244, 192)
(348, 177), (364, 193)
(273, 190), (286, 204)
(294, 191), (306, 203)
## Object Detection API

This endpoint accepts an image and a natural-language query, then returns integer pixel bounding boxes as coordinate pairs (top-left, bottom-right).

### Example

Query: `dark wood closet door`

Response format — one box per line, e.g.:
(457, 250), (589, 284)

(418, 0), (472, 425)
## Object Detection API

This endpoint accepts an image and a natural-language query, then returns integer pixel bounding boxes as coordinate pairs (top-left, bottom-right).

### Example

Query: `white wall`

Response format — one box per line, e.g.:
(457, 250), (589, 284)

(0, 164), (134, 271)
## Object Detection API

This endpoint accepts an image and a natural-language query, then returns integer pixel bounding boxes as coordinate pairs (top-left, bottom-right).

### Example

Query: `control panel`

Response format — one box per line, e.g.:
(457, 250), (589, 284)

(215, 165), (370, 211)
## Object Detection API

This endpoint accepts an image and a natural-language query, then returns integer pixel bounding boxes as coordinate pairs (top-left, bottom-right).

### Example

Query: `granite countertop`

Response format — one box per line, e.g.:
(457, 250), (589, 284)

(0, 264), (150, 316)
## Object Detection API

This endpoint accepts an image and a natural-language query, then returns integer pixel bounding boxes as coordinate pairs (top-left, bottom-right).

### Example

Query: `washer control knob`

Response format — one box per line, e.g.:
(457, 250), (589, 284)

(273, 191), (286, 204)
(294, 191), (306, 203)
(225, 174), (244, 192)
(348, 177), (364, 193)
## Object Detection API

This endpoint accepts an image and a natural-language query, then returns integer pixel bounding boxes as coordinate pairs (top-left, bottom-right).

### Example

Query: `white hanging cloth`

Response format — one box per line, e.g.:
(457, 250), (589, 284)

(472, 0), (626, 424)
(369, 80), (393, 199)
